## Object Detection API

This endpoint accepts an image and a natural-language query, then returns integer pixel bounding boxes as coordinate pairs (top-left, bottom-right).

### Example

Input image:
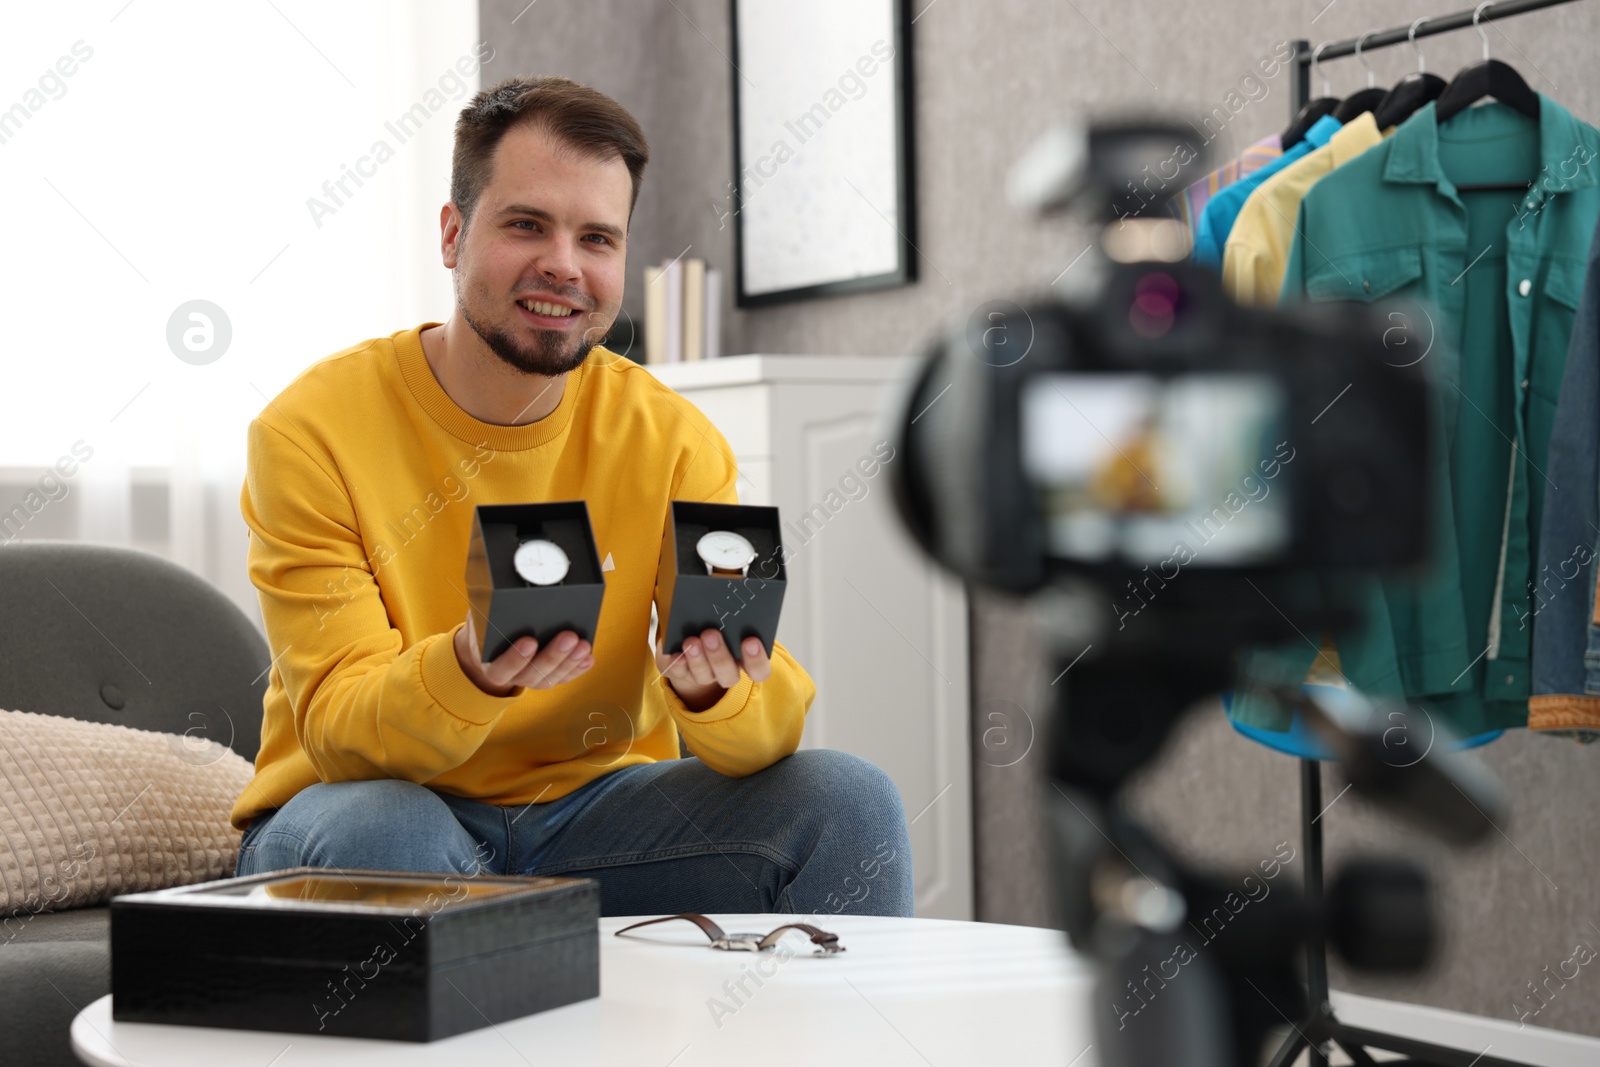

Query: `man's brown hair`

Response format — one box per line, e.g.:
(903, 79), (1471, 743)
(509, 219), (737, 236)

(450, 75), (649, 238)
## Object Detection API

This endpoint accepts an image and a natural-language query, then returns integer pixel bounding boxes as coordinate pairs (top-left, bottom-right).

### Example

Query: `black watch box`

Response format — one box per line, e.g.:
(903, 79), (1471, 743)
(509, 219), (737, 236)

(465, 501), (606, 662)
(110, 867), (600, 1042)
(655, 501), (787, 661)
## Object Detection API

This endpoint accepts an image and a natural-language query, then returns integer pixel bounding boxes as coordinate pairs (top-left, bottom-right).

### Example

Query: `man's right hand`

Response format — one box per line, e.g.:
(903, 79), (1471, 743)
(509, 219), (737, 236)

(454, 609), (594, 697)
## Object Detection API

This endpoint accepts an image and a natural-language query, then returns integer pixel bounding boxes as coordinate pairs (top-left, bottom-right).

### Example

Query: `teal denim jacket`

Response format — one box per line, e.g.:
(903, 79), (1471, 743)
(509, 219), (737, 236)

(1234, 96), (1600, 738)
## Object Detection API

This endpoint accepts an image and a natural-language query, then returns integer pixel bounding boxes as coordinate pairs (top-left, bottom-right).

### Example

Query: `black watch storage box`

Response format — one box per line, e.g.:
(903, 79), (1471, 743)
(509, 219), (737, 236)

(465, 501), (606, 662)
(656, 501), (787, 660)
(110, 868), (600, 1041)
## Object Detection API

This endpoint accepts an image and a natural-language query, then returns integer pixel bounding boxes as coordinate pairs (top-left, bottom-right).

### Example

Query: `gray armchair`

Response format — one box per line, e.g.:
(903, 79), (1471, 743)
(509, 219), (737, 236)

(0, 541), (267, 1067)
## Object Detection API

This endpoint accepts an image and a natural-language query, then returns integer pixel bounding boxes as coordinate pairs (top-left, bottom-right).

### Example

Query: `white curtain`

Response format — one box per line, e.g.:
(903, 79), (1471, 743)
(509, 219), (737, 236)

(2, 0), (484, 631)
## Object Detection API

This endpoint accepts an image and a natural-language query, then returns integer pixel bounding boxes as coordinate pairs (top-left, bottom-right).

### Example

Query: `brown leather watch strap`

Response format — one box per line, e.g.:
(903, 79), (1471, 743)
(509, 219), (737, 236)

(756, 923), (843, 953)
(614, 913), (729, 942)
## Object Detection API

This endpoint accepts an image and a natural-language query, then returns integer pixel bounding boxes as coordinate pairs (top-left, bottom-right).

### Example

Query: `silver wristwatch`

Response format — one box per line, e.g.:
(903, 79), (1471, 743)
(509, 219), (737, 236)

(696, 530), (757, 578)
(513, 537), (570, 586)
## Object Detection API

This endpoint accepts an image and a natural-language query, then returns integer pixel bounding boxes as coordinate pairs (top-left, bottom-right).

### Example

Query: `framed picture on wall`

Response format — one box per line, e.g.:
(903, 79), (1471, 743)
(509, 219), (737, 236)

(728, 0), (917, 307)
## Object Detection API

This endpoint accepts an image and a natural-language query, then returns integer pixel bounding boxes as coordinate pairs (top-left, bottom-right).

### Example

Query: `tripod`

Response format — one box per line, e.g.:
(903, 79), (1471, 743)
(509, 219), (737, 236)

(1263, 761), (1528, 1067)
(1041, 612), (1520, 1067)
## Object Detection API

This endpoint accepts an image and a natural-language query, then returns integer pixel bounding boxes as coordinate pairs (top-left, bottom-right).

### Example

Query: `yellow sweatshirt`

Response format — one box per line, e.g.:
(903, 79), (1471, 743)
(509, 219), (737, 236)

(229, 323), (815, 832)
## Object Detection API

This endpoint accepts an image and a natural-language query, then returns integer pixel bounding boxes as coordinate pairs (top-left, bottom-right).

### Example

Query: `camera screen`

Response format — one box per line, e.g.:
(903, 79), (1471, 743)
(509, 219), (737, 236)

(1020, 373), (1291, 566)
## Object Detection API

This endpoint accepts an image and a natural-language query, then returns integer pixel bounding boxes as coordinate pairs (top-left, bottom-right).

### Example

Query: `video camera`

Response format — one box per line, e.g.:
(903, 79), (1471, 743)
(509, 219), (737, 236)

(883, 119), (1506, 1066)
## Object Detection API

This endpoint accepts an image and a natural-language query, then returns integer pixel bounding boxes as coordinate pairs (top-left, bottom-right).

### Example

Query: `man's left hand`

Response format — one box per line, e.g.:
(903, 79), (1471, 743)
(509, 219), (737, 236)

(656, 628), (771, 712)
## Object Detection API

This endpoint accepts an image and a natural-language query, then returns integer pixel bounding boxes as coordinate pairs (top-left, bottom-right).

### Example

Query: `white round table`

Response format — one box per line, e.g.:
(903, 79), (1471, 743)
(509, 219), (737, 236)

(72, 914), (1101, 1066)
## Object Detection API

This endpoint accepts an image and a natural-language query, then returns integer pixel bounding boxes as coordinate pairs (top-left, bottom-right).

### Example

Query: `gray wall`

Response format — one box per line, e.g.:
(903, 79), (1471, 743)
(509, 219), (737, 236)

(480, 0), (1600, 1037)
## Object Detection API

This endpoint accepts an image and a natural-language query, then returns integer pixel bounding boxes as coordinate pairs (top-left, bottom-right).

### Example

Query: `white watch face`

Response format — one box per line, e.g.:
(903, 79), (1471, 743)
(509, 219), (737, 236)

(697, 530), (757, 571)
(513, 538), (570, 586)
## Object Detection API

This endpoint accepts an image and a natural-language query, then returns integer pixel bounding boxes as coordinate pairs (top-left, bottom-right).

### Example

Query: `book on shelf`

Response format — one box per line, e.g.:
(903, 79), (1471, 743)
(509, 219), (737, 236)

(703, 267), (721, 361)
(641, 256), (723, 364)
(682, 258), (704, 365)
(643, 265), (666, 365)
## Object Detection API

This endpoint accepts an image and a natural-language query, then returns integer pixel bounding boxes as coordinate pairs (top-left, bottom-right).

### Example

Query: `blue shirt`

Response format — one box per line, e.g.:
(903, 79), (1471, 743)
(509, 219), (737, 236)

(1192, 114), (1341, 267)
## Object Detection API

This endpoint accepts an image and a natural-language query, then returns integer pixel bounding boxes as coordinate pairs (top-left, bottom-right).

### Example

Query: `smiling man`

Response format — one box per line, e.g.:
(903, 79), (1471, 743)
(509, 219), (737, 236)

(229, 76), (913, 917)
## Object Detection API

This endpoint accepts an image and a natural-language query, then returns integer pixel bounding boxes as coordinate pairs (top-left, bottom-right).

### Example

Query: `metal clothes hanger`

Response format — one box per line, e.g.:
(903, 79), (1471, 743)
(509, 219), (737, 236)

(1435, 0), (1539, 124)
(1282, 41), (1340, 149)
(1332, 30), (1389, 122)
(1372, 16), (1448, 129)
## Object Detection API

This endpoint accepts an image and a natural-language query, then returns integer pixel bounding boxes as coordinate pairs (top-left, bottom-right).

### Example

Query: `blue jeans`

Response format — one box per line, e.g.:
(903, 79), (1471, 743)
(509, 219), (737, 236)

(236, 750), (914, 918)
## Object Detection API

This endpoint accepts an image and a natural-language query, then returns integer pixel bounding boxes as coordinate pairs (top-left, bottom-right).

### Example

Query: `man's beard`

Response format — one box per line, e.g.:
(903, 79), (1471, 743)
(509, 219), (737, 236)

(460, 300), (601, 379)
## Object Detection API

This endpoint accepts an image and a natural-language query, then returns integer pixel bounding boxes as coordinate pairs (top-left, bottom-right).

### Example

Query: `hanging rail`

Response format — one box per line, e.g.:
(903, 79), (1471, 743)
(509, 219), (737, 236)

(1299, 0), (1583, 62)
(1289, 0), (1587, 111)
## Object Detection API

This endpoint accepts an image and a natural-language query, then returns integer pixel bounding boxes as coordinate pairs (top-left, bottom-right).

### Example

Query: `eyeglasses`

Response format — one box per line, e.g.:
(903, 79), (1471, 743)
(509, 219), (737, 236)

(613, 913), (845, 955)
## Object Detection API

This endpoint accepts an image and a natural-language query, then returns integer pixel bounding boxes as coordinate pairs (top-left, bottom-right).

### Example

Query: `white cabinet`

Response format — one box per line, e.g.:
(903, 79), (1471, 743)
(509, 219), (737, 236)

(646, 355), (974, 920)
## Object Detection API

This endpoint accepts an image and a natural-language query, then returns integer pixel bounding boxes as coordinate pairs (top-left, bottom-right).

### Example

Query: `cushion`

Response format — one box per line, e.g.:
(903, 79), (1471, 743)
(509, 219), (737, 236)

(0, 708), (253, 922)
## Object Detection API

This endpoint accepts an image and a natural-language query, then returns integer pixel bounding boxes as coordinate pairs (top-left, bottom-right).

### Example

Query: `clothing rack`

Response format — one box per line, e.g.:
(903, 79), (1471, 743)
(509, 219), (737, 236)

(1289, 0), (1583, 103)
(1276, 4), (1585, 1066)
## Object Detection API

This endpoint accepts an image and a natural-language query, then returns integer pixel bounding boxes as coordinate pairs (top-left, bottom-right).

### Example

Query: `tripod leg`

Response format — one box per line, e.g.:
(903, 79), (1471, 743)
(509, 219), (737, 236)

(1302, 759), (1329, 1009)
(1331, 1036), (1379, 1066)
(1303, 759), (1330, 1067)
(1264, 1027), (1309, 1067)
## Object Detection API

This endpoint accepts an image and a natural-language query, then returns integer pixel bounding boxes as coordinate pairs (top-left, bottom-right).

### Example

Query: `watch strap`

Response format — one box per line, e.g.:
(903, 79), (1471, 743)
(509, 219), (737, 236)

(612, 914), (845, 954)
(614, 913), (729, 942)
(755, 923), (844, 954)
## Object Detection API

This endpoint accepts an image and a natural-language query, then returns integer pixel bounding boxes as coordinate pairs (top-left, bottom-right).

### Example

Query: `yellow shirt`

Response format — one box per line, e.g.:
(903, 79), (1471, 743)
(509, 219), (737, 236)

(1223, 113), (1392, 685)
(229, 323), (815, 831)
(1222, 112), (1388, 306)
